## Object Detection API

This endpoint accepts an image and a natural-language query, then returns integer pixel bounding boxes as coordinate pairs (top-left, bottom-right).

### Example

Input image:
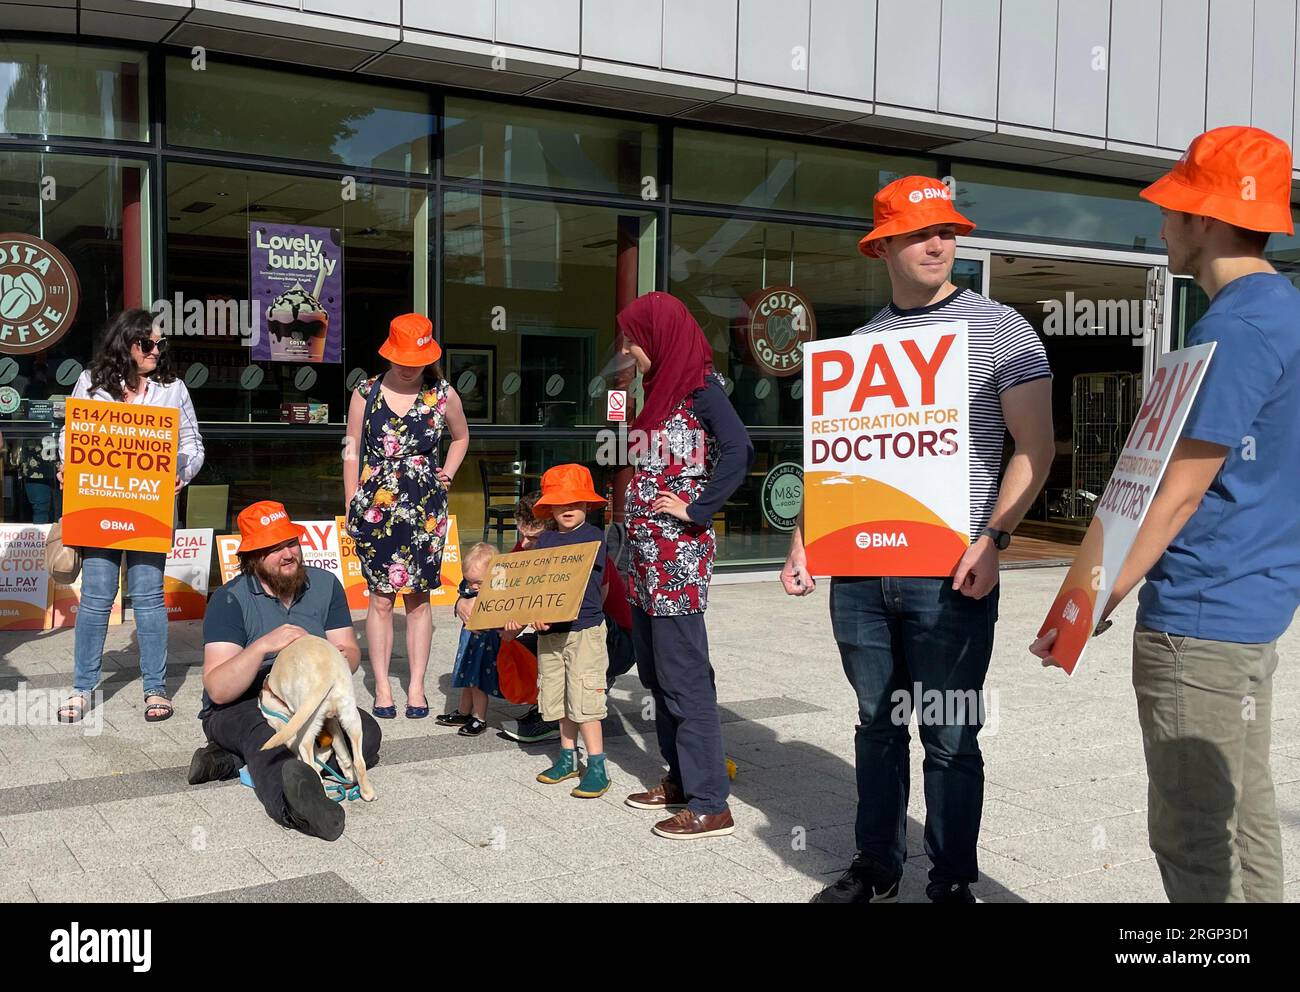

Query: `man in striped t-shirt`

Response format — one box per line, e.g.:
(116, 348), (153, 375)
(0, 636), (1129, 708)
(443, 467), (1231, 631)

(784, 176), (1054, 904)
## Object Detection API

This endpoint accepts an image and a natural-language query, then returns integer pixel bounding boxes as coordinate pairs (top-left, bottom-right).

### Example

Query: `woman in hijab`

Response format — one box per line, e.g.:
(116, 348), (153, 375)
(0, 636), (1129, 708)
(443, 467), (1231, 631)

(616, 291), (753, 840)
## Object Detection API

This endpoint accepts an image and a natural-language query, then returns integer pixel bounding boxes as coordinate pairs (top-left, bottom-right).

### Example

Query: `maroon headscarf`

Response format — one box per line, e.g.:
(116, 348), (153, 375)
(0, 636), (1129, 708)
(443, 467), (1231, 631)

(616, 292), (713, 432)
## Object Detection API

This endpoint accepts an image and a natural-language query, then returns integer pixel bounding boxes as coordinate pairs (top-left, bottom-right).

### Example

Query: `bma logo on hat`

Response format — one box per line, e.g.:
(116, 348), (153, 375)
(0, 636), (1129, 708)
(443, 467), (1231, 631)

(909, 186), (951, 204)
(0, 233), (81, 356)
(416, 335), (431, 347)
(735, 286), (818, 378)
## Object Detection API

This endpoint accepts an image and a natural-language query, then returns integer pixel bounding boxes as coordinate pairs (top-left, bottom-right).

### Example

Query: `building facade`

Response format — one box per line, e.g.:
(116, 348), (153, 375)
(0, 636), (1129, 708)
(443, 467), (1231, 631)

(1, 1), (1298, 567)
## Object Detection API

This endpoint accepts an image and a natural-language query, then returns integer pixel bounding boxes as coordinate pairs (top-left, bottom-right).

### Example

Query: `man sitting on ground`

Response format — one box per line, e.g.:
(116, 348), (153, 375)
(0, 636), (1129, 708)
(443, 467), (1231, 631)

(186, 501), (380, 842)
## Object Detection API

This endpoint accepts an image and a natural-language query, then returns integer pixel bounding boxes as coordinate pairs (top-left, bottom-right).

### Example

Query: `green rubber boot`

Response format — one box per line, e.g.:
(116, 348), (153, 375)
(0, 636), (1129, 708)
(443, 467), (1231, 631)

(571, 754), (610, 798)
(536, 748), (579, 784)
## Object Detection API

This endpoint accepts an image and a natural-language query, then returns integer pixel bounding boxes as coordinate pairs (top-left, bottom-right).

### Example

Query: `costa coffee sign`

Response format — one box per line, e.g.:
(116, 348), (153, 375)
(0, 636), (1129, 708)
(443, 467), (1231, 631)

(735, 285), (816, 378)
(0, 233), (81, 355)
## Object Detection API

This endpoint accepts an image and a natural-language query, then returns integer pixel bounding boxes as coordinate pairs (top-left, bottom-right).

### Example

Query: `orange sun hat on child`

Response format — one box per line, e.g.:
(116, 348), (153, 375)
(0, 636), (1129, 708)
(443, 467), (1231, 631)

(531, 464), (606, 518)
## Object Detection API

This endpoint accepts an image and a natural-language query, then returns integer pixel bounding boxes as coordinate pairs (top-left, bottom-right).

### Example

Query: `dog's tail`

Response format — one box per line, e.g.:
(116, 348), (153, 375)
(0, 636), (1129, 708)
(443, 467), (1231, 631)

(260, 679), (333, 753)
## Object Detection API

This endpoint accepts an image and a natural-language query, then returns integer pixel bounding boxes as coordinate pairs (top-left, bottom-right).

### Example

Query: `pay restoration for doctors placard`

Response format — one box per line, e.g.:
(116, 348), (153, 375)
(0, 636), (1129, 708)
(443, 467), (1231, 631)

(802, 323), (970, 576)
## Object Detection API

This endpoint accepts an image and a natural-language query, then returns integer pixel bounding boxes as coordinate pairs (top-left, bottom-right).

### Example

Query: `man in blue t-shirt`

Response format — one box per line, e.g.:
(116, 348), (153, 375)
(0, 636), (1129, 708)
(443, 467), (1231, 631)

(1033, 126), (1300, 902)
(186, 501), (378, 842)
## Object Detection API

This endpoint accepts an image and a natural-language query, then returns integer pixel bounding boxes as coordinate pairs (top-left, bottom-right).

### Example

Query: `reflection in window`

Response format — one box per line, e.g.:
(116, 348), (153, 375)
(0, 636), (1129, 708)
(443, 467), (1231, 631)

(673, 128), (933, 218)
(953, 164), (1162, 250)
(166, 57), (432, 173)
(443, 192), (656, 428)
(164, 163), (424, 423)
(670, 214), (883, 428)
(444, 97), (658, 198)
(0, 41), (148, 141)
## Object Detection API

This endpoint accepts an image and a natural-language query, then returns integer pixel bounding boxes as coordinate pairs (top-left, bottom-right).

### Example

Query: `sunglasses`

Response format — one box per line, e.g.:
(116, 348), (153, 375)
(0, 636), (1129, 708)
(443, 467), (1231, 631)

(135, 337), (166, 354)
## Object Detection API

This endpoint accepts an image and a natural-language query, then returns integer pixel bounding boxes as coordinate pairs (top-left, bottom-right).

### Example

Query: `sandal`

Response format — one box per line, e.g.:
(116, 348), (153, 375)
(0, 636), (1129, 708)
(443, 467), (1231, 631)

(144, 694), (174, 723)
(57, 693), (89, 725)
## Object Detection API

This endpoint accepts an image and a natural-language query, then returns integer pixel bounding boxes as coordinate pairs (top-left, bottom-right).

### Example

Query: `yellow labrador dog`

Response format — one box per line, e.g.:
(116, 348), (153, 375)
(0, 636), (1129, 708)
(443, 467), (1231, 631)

(258, 635), (376, 802)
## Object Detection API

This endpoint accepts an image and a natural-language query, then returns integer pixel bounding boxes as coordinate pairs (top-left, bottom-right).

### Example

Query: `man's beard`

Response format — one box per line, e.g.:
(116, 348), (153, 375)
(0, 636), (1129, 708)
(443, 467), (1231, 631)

(256, 555), (307, 599)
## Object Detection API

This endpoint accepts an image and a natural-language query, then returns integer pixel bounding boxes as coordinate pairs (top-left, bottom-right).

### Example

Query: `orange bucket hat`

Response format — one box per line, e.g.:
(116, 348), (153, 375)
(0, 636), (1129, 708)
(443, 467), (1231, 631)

(1140, 125), (1294, 234)
(531, 464), (606, 518)
(379, 312), (442, 366)
(237, 500), (307, 553)
(858, 176), (976, 257)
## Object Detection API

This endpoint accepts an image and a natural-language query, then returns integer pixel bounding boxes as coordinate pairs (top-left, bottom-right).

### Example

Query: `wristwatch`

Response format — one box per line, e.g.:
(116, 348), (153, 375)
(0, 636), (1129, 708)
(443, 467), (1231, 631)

(981, 526), (1011, 550)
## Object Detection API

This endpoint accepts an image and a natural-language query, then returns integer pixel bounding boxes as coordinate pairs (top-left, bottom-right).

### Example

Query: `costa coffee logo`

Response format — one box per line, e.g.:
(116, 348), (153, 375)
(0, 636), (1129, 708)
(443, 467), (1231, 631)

(735, 286), (817, 378)
(0, 233), (80, 355)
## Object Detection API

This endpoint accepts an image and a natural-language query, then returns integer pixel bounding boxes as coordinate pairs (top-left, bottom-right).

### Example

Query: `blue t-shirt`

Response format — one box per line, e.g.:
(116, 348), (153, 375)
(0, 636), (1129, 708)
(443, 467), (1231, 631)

(533, 521), (606, 633)
(1138, 272), (1300, 643)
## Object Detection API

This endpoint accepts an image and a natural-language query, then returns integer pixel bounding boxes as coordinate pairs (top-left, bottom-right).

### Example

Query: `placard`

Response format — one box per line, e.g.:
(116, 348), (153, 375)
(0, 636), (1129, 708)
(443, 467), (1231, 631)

(164, 528), (214, 621)
(336, 514), (464, 610)
(215, 533), (242, 586)
(0, 524), (52, 630)
(467, 542), (601, 631)
(250, 222), (342, 364)
(1037, 343), (1215, 676)
(802, 323), (970, 576)
(60, 397), (178, 553)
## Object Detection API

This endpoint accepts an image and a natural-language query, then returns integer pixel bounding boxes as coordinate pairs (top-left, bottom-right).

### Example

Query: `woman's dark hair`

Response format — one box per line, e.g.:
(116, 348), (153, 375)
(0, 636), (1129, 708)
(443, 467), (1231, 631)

(88, 309), (177, 400)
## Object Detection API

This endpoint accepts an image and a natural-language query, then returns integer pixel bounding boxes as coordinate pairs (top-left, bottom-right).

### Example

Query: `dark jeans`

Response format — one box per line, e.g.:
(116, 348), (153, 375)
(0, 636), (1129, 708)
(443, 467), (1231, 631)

(202, 696), (382, 827)
(631, 605), (729, 815)
(829, 576), (999, 885)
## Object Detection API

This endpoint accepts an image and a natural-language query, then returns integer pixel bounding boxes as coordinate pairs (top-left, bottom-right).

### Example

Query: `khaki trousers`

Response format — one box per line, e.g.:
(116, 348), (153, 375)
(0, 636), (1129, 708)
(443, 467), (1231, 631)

(1132, 625), (1282, 902)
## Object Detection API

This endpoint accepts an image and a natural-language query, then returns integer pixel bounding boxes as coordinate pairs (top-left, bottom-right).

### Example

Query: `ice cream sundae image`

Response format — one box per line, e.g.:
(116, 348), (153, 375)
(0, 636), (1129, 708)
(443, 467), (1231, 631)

(265, 275), (329, 361)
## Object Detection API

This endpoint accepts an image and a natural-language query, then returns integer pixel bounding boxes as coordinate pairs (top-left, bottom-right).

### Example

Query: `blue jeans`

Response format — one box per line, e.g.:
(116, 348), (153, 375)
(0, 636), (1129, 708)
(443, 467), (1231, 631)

(24, 479), (57, 524)
(73, 548), (169, 697)
(829, 576), (999, 885)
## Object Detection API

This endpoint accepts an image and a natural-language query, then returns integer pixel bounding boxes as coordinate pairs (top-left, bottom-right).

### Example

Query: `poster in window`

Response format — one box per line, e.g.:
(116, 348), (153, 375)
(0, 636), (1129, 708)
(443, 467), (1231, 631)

(249, 223), (343, 364)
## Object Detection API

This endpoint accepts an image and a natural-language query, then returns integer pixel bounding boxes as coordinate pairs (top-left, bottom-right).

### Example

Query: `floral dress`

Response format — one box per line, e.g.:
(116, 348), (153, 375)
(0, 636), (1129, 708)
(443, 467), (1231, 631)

(347, 376), (450, 594)
(625, 372), (723, 616)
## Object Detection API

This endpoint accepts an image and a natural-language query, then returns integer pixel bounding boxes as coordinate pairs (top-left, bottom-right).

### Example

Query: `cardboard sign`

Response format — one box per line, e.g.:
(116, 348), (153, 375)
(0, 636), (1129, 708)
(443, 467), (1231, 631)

(467, 542), (601, 631)
(164, 528), (214, 621)
(802, 323), (970, 576)
(0, 524), (53, 630)
(1038, 343), (1216, 676)
(61, 398), (179, 553)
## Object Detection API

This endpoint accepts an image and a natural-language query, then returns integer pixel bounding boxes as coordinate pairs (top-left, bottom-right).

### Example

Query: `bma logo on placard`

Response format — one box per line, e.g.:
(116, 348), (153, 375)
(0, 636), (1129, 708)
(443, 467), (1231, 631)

(735, 286), (817, 378)
(0, 233), (81, 355)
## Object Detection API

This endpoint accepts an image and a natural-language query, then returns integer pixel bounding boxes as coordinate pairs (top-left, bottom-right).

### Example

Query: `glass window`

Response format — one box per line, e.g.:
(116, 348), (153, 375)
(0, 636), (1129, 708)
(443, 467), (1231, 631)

(166, 57), (433, 173)
(194, 436), (346, 532)
(164, 162), (426, 424)
(669, 213), (885, 428)
(0, 151), (151, 523)
(952, 164), (1163, 250)
(672, 128), (933, 218)
(0, 41), (148, 142)
(442, 191), (657, 427)
(444, 97), (658, 197)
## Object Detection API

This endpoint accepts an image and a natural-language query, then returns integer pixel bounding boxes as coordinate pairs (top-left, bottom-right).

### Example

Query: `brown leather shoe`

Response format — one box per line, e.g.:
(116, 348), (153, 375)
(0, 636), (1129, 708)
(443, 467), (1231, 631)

(624, 778), (687, 811)
(652, 807), (734, 840)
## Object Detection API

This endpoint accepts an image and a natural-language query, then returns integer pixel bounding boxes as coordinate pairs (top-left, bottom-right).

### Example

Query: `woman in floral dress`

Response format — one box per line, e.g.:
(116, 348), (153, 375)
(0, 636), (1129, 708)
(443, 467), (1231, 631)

(615, 292), (753, 840)
(344, 313), (470, 719)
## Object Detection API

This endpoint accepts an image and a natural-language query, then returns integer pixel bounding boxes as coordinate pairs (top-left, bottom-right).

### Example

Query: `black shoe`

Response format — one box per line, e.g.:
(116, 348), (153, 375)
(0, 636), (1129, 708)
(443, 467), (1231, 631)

(187, 741), (241, 786)
(281, 759), (345, 841)
(435, 709), (472, 727)
(458, 718), (488, 737)
(926, 881), (976, 904)
(810, 855), (901, 904)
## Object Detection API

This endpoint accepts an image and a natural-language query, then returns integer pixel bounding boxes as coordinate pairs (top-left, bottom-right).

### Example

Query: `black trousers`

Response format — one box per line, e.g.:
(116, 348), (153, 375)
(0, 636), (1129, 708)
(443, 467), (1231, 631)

(630, 605), (729, 815)
(202, 698), (382, 826)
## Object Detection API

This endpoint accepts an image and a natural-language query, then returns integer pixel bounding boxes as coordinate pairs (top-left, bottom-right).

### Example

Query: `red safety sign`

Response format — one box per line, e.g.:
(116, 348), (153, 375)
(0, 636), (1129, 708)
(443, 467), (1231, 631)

(607, 389), (627, 422)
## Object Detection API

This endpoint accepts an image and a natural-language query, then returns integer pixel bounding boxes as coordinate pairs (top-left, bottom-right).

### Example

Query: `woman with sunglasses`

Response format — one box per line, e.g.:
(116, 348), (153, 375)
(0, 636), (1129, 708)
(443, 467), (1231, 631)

(56, 309), (205, 724)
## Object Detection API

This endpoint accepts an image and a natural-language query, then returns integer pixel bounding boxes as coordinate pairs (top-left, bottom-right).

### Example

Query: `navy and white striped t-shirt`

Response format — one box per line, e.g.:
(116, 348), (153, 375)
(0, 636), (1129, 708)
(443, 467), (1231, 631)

(853, 287), (1051, 536)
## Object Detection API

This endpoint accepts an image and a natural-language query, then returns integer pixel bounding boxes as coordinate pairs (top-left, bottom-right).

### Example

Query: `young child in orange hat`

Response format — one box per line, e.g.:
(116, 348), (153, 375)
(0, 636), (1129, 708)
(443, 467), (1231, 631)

(507, 463), (612, 798)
